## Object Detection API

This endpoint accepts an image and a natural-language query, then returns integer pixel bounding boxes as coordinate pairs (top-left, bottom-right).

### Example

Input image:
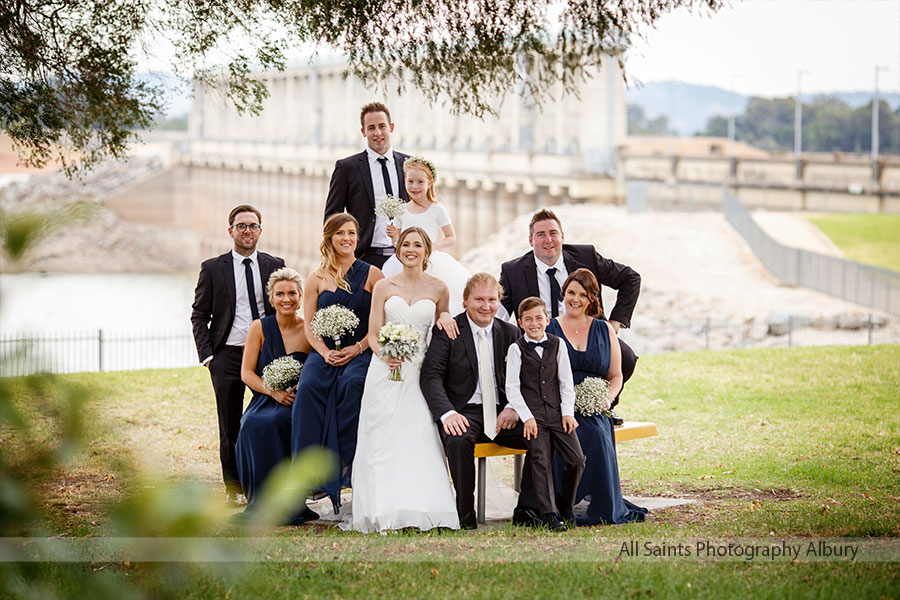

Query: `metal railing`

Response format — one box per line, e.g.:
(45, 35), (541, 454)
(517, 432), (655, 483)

(722, 189), (900, 316)
(0, 330), (198, 377)
(624, 314), (894, 356)
(1, 318), (895, 377)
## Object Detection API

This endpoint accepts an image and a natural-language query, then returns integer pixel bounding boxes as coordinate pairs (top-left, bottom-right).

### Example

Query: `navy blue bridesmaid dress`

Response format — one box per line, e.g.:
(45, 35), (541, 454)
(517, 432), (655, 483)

(235, 315), (308, 511)
(291, 259), (373, 511)
(547, 318), (648, 526)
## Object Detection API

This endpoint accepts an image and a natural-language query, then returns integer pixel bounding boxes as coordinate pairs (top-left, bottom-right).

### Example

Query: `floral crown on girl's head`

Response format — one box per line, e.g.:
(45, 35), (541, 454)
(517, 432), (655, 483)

(404, 155), (438, 183)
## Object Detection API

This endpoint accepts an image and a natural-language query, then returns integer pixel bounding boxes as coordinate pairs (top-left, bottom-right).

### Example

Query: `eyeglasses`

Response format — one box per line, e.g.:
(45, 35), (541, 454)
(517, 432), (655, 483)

(232, 223), (261, 232)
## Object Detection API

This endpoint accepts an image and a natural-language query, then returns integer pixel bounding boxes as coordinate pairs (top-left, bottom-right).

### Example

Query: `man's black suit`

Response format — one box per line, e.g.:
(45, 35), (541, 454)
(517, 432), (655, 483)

(420, 313), (535, 521)
(323, 149), (409, 268)
(499, 244), (641, 407)
(191, 250), (284, 493)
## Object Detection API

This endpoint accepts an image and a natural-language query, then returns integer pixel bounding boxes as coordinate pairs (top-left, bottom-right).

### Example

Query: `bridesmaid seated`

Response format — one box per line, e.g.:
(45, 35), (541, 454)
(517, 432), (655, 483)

(234, 268), (311, 519)
(291, 214), (383, 515)
(548, 269), (648, 526)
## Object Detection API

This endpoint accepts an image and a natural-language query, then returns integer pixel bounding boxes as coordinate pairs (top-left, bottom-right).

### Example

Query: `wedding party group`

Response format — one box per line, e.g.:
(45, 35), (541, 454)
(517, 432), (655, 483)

(190, 102), (646, 533)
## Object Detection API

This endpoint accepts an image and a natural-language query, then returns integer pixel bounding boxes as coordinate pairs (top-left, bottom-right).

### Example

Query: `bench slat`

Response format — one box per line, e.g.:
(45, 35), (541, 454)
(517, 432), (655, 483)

(473, 421), (658, 458)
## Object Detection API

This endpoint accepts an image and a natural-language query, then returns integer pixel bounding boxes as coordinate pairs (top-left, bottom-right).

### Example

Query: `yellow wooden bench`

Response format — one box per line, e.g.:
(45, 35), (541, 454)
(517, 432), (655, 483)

(473, 421), (659, 523)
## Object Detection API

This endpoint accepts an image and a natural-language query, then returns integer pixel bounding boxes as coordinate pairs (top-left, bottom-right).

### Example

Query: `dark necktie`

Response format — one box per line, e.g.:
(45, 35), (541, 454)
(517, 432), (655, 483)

(377, 156), (393, 196)
(243, 258), (260, 320)
(546, 267), (560, 318)
(527, 340), (550, 351)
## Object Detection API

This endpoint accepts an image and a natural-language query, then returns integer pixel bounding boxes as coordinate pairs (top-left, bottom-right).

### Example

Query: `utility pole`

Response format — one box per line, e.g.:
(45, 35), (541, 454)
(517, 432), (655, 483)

(872, 65), (888, 182)
(794, 70), (808, 180)
(727, 75), (738, 180)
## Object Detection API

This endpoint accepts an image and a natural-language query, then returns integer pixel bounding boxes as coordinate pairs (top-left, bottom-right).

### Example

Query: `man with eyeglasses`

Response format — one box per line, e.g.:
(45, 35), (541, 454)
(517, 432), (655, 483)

(191, 204), (285, 507)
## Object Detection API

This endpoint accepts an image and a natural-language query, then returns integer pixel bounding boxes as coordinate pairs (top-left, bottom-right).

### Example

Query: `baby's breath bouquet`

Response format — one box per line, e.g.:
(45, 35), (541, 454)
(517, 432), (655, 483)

(377, 322), (421, 381)
(574, 377), (611, 417)
(375, 194), (406, 224)
(310, 305), (359, 350)
(262, 356), (303, 392)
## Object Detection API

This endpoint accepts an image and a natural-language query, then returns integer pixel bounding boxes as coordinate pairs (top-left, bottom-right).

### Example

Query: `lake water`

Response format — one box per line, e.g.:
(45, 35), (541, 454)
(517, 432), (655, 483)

(0, 272), (197, 332)
(0, 272), (200, 374)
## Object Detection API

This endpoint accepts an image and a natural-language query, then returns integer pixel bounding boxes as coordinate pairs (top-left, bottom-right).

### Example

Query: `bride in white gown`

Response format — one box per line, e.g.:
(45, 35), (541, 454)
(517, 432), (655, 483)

(345, 227), (460, 533)
(382, 156), (470, 316)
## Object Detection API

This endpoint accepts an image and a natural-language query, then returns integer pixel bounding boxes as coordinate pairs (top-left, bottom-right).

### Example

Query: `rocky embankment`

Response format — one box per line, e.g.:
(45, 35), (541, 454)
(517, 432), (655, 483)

(461, 204), (897, 354)
(0, 160), (198, 272)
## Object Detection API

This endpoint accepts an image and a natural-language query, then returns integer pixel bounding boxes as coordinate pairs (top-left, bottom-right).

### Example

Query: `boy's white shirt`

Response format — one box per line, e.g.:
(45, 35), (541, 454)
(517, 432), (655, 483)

(504, 332), (576, 423)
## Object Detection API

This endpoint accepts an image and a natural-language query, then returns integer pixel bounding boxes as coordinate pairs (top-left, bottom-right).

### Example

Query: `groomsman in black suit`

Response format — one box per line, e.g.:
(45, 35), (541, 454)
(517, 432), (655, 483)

(421, 273), (538, 529)
(498, 208), (641, 425)
(323, 102), (409, 269)
(191, 205), (285, 506)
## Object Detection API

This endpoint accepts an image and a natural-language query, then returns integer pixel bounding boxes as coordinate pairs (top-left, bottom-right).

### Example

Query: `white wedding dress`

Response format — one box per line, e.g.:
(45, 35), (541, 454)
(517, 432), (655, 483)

(344, 296), (460, 532)
(381, 204), (470, 315)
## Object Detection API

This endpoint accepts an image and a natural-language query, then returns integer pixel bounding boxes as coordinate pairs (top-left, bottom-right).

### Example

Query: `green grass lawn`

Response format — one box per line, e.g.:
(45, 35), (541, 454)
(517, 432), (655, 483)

(3, 345), (900, 598)
(806, 213), (900, 272)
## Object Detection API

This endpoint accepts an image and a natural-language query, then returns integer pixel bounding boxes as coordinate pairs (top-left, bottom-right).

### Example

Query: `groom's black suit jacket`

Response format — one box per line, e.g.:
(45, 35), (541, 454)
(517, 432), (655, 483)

(499, 244), (641, 327)
(420, 313), (520, 423)
(323, 149), (409, 258)
(190, 250), (284, 362)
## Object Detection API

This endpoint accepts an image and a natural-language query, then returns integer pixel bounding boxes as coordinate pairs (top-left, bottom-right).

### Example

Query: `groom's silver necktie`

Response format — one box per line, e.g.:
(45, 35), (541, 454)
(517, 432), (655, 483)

(477, 328), (498, 440)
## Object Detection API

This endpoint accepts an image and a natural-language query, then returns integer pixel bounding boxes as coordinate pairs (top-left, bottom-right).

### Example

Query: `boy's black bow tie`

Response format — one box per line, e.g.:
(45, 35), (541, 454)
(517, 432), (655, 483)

(527, 340), (550, 350)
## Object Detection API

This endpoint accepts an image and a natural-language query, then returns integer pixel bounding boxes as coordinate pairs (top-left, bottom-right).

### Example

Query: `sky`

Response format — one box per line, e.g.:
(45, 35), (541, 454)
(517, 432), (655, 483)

(625, 0), (900, 96)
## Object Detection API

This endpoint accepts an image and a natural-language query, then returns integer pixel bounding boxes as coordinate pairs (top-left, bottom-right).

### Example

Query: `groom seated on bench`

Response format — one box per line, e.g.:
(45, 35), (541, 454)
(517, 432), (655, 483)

(421, 273), (542, 529)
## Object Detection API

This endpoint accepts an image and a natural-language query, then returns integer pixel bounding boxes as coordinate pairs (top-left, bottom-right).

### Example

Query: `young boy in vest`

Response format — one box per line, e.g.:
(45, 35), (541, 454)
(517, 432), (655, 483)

(505, 297), (585, 531)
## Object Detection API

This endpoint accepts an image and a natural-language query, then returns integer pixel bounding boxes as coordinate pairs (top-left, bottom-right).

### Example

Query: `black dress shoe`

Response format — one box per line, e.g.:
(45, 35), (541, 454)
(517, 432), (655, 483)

(511, 506), (541, 528)
(539, 513), (567, 532)
(285, 506), (320, 526)
(559, 510), (575, 529)
(459, 512), (477, 530)
(607, 409), (625, 427)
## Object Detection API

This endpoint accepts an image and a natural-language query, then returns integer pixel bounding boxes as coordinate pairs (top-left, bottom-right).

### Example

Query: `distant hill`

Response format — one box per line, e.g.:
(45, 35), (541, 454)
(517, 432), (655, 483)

(627, 80), (900, 136)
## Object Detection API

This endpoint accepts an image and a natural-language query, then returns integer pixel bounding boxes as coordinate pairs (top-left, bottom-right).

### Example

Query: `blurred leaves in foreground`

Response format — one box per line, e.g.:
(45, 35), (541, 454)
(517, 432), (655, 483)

(0, 210), (334, 598)
(0, 202), (94, 271)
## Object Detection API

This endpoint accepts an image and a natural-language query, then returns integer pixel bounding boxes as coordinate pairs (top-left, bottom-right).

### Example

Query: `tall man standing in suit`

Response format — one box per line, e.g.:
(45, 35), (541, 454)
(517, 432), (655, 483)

(421, 273), (541, 529)
(323, 102), (409, 269)
(191, 205), (285, 505)
(499, 208), (641, 425)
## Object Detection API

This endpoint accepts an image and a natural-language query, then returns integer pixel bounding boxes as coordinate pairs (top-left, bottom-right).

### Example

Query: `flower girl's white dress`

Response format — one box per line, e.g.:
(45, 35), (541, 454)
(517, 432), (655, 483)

(381, 204), (470, 315)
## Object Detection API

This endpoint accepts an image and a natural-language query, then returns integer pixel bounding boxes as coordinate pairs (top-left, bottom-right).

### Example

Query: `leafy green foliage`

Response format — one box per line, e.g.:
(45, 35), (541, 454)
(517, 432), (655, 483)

(1, 0), (721, 174)
(701, 96), (900, 154)
(0, 202), (93, 270)
(0, 211), (332, 598)
(628, 103), (674, 136)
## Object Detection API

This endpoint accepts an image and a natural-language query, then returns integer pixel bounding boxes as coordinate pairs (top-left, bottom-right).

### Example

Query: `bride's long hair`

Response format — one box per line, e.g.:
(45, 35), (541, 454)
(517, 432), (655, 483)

(395, 226), (432, 271)
(316, 213), (359, 293)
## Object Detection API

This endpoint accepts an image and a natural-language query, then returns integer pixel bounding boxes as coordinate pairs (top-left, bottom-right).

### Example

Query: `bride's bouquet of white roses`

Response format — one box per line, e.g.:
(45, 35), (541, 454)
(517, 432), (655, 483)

(574, 376), (611, 417)
(262, 356), (303, 392)
(310, 305), (359, 350)
(377, 322), (421, 381)
(375, 194), (406, 224)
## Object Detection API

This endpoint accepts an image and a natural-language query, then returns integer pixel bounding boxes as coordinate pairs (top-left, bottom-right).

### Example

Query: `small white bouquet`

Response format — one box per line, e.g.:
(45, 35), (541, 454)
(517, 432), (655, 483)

(377, 322), (421, 381)
(261, 356), (303, 392)
(310, 305), (360, 350)
(375, 194), (406, 224)
(574, 377), (611, 417)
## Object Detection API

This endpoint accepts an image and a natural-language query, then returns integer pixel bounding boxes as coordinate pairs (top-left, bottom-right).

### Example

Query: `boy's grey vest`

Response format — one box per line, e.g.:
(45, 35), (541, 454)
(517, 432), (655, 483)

(515, 335), (562, 424)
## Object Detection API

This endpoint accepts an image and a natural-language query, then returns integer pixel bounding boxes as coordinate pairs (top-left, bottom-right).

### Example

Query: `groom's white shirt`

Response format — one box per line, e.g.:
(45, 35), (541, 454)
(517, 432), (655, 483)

(366, 145), (398, 249)
(438, 314), (497, 424)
